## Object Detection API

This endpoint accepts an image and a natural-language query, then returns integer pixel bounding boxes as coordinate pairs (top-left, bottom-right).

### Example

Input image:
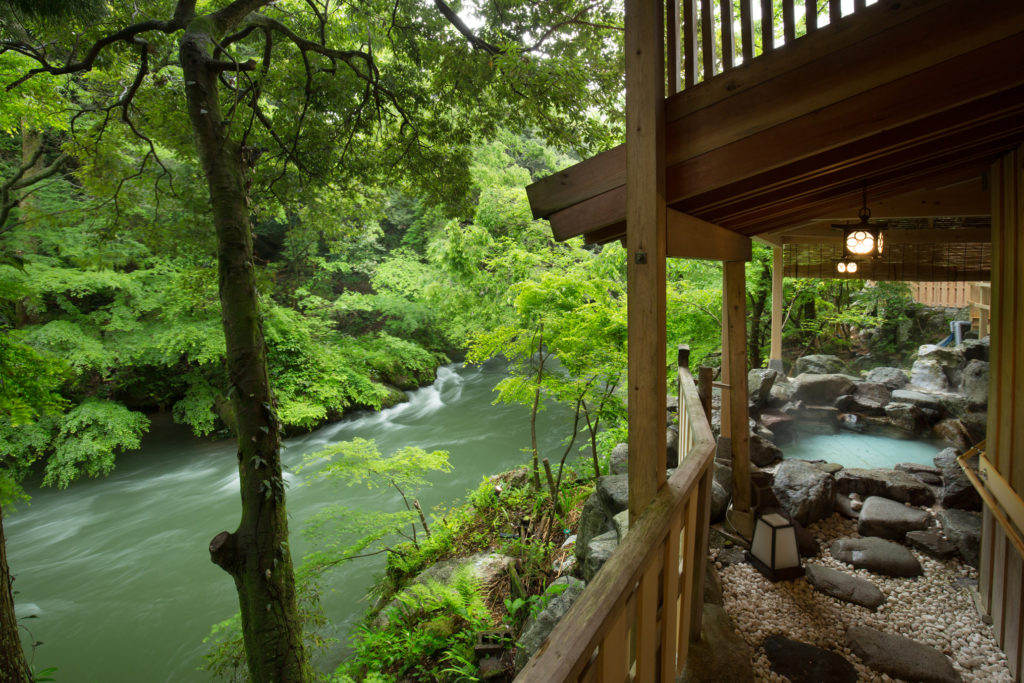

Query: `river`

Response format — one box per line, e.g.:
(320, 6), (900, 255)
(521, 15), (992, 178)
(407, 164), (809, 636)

(8, 360), (576, 682)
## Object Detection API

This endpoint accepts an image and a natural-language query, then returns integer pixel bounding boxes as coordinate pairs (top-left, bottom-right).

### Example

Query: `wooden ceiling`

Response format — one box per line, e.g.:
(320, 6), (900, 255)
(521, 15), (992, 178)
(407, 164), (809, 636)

(526, 0), (1024, 249)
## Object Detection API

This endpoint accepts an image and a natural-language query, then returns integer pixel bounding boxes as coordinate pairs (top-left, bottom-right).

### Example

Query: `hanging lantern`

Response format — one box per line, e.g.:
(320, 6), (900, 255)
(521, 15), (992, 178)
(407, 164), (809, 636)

(834, 183), (887, 263)
(836, 260), (858, 274)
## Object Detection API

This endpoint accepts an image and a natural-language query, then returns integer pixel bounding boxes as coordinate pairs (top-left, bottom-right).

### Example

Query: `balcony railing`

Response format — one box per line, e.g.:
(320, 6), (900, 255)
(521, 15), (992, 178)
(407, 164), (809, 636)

(515, 347), (715, 681)
(675, 0), (871, 89)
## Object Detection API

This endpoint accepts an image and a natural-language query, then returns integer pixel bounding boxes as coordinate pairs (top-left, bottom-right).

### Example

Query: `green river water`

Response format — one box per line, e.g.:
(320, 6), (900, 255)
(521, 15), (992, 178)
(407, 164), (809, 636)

(9, 360), (574, 682)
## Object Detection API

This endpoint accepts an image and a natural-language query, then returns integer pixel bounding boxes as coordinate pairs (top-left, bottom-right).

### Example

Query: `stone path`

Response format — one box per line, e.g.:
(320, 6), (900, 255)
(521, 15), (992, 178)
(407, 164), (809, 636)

(715, 514), (1012, 682)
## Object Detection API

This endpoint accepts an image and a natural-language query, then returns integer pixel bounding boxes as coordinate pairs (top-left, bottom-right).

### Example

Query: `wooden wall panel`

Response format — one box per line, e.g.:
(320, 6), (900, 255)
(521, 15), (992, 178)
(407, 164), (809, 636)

(982, 144), (1024, 681)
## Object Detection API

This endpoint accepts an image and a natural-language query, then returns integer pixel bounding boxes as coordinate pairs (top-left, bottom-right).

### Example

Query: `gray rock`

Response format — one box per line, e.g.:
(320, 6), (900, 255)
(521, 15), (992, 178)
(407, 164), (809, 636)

(596, 474), (629, 515)
(911, 358), (951, 391)
(835, 493), (860, 519)
(806, 461), (844, 475)
(611, 509), (629, 542)
(769, 380), (795, 405)
(846, 625), (961, 683)
(891, 389), (945, 413)
(609, 442), (628, 474)
(838, 411), (867, 432)
(960, 359), (989, 407)
(792, 373), (856, 405)
(583, 529), (619, 582)
(749, 432), (783, 467)
(830, 537), (923, 577)
(834, 468), (936, 507)
(713, 461), (733, 495)
(804, 564), (885, 610)
(515, 577), (586, 670)
(762, 634), (857, 683)
(793, 519), (820, 558)
(772, 460), (836, 526)
(916, 344), (966, 387)
(961, 338), (989, 363)
(884, 402), (929, 434)
(935, 448), (982, 511)
(850, 382), (891, 415)
(575, 493), (612, 567)
(795, 354), (847, 375)
(710, 479), (730, 524)
(906, 529), (959, 560)
(748, 368), (779, 408)
(717, 546), (747, 567)
(937, 509), (981, 567)
(666, 426), (679, 468)
(679, 604), (755, 683)
(865, 366), (908, 390)
(857, 496), (931, 540)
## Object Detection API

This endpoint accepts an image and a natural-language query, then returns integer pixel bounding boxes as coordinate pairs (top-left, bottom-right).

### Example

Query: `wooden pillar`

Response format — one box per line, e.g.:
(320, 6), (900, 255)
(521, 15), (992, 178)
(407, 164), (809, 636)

(724, 260), (752, 535)
(769, 246), (784, 373)
(625, 0), (667, 524)
(980, 145), (1024, 678)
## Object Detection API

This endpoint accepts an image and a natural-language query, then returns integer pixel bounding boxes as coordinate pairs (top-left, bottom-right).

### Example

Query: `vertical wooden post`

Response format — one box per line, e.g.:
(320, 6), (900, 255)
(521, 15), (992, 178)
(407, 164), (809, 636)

(724, 261), (752, 535)
(667, 0), (681, 94)
(769, 246), (784, 373)
(626, 0), (667, 524)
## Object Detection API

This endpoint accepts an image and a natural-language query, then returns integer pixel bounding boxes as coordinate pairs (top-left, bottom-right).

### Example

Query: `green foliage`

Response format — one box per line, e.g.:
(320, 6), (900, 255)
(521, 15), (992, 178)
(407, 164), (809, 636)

(338, 568), (492, 683)
(42, 399), (148, 488)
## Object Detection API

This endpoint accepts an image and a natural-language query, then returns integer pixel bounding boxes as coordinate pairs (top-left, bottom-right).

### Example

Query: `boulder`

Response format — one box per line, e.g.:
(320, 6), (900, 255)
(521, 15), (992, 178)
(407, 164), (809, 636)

(837, 412), (867, 433)
(932, 418), (973, 453)
(935, 447), (982, 511)
(792, 373), (856, 405)
(891, 388), (946, 413)
(762, 634), (857, 683)
(575, 494), (613, 567)
(611, 510), (629, 542)
(515, 577), (587, 670)
(609, 442), (628, 474)
(771, 460), (836, 526)
(884, 402), (930, 434)
(830, 537), (923, 577)
(857, 496), (931, 540)
(583, 529), (619, 582)
(804, 564), (885, 610)
(937, 509), (981, 567)
(910, 358), (951, 392)
(704, 559), (724, 605)
(834, 468), (935, 506)
(769, 380), (796, 405)
(960, 359), (989, 407)
(846, 625), (961, 683)
(849, 382), (891, 415)
(749, 432), (782, 467)
(906, 530), (959, 560)
(596, 474), (629, 515)
(916, 344), (966, 387)
(679, 604), (755, 683)
(666, 426), (679, 468)
(961, 338), (989, 363)
(834, 493), (860, 519)
(748, 368), (779, 408)
(795, 354), (847, 375)
(710, 479), (730, 524)
(865, 366), (908, 390)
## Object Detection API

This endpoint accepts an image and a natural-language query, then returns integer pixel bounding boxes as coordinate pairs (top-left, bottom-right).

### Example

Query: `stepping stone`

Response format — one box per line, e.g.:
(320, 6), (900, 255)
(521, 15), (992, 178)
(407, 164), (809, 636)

(804, 564), (885, 610)
(846, 625), (962, 683)
(762, 634), (857, 683)
(830, 537), (923, 577)
(906, 529), (959, 560)
(857, 496), (930, 540)
(834, 468), (936, 507)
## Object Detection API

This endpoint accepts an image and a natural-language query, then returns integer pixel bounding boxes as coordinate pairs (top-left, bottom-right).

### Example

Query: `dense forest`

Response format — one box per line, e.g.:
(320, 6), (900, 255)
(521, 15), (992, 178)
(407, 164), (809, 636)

(0, 1), (937, 681)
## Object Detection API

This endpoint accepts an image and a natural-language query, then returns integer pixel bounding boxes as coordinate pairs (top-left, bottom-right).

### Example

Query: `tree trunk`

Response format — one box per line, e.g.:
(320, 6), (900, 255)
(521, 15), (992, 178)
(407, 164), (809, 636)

(180, 30), (311, 683)
(0, 504), (32, 683)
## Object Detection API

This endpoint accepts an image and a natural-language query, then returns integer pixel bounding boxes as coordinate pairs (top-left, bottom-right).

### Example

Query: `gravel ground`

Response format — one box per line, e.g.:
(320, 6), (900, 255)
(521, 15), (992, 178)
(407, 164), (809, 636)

(714, 514), (1013, 683)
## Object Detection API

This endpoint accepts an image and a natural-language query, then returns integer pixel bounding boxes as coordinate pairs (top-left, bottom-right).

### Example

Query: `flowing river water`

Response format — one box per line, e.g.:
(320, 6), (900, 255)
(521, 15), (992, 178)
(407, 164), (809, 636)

(9, 360), (576, 682)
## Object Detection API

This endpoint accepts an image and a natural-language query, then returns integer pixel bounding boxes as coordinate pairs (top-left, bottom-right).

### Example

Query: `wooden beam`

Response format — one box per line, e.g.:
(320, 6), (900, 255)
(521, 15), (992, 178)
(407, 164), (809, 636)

(625, 0), (667, 523)
(665, 209), (752, 260)
(769, 246), (783, 371)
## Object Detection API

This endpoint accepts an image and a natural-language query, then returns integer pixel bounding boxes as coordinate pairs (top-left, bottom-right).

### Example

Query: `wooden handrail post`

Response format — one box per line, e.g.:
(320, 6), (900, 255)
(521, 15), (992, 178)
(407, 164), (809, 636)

(724, 260), (753, 537)
(698, 366), (714, 424)
(769, 246), (784, 373)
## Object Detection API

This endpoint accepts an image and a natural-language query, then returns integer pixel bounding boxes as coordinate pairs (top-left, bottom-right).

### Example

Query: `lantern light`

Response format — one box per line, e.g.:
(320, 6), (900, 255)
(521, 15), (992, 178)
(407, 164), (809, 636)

(745, 512), (804, 581)
(834, 184), (886, 261)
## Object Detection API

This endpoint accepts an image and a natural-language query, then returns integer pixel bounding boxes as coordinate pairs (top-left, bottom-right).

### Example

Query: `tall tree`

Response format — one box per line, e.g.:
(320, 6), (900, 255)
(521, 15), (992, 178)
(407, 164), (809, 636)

(1, 1), (621, 678)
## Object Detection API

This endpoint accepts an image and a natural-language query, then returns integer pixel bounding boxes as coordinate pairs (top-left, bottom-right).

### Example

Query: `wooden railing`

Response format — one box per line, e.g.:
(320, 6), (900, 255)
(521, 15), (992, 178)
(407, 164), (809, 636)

(970, 282), (991, 339)
(515, 347), (715, 681)
(676, 0), (868, 89)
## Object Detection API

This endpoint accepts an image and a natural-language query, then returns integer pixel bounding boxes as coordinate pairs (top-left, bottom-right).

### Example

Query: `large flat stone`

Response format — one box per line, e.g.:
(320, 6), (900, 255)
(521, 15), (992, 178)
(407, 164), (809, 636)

(857, 496), (931, 540)
(763, 635), (857, 683)
(805, 564), (885, 610)
(906, 530), (959, 560)
(846, 625), (961, 683)
(834, 468), (935, 507)
(830, 537), (923, 577)
(792, 373), (856, 405)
